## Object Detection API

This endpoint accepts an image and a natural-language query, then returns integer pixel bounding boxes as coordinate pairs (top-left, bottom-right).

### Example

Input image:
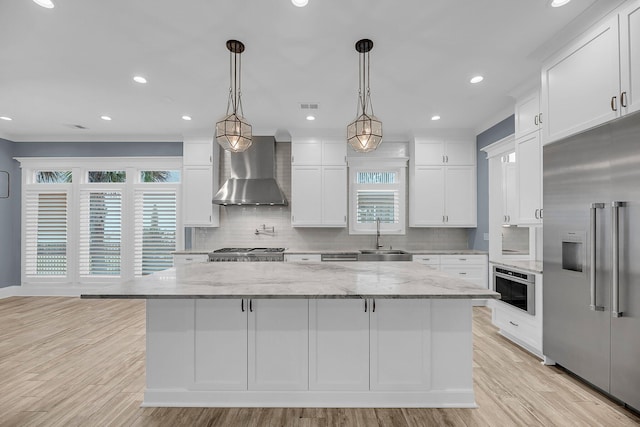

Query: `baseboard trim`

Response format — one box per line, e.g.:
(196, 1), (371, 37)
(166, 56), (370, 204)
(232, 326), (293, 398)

(0, 286), (20, 299)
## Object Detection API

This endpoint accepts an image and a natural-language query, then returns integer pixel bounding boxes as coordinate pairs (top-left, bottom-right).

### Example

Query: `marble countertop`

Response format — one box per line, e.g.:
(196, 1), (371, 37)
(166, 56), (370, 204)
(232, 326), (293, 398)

(490, 259), (543, 274)
(173, 249), (488, 256)
(81, 261), (500, 300)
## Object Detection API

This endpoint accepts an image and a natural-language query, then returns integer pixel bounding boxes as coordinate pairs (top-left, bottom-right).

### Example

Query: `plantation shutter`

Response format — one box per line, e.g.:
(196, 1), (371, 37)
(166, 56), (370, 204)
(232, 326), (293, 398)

(79, 191), (122, 277)
(356, 190), (400, 224)
(24, 191), (68, 277)
(134, 190), (177, 276)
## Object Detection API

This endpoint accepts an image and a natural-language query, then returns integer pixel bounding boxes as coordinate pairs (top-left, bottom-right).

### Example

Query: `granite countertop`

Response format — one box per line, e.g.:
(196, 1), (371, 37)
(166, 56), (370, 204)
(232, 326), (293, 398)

(81, 261), (499, 300)
(173, 249), (488, 255)
(491, 259), (543, 274)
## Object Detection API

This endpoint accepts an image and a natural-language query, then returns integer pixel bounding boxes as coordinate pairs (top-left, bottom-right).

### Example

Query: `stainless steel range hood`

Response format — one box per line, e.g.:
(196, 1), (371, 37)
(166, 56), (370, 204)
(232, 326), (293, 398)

(213, 136), (288, 206)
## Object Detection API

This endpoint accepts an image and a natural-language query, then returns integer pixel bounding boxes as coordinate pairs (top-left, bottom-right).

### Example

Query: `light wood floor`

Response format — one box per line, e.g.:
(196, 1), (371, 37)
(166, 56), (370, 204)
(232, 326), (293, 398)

(0, 297), (638, 427)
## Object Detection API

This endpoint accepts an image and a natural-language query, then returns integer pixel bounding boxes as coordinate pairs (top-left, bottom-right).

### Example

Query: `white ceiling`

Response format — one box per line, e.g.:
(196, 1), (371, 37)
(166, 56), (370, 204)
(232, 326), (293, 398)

(0, 0), (623, 142)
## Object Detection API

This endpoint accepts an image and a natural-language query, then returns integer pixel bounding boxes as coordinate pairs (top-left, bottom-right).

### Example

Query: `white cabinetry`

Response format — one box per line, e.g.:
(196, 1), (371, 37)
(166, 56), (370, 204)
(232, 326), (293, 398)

(284, 253), (322, 262)
(291, 138), (347, 227)
(173, 253), (209, 265)
(248, 299), (309, 390)
(182, 139), (219, 227)
(541, 9), (640, 144)
(515, 90), (542, 138)
(411, 254), (488, 289)
(410, 137), (476, 227)
(516, 131), (542, 224)
(369, 298), (431, 390)
(309, 299), (369, 390)
(502, 157), (517, 225)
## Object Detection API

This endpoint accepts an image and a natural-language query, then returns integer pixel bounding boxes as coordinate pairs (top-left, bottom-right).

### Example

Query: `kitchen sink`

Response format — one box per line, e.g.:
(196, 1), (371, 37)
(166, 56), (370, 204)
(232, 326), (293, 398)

(357, 249), (412, 261)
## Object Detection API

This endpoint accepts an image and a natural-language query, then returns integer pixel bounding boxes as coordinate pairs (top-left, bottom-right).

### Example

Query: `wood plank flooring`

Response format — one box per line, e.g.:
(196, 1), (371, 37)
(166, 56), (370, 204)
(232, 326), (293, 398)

(0, 297), (638, 426)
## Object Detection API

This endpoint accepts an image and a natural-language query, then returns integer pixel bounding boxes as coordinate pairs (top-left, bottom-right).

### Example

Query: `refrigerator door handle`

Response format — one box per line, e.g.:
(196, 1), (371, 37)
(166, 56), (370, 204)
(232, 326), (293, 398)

(612, 201), (625, 317)
(590, 203), (605, 311)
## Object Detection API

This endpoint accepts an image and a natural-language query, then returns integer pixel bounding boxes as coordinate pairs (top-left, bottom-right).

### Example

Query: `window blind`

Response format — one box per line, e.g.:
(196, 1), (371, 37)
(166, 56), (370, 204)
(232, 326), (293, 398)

(356, 190), (400, 224)
(134, 191), (177, 276)
(24, 191), (68, 276)
(79, 191), (122, 277)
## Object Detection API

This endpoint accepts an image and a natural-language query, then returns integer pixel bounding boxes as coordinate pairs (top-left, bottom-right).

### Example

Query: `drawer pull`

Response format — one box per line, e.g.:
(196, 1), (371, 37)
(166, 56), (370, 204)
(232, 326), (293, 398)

(459, 258), (467, 261)
(185, 258), (193, 261)
(459, 272), (467, 275)
(509, 320), (519, 327)
(301, 258), (309, 261)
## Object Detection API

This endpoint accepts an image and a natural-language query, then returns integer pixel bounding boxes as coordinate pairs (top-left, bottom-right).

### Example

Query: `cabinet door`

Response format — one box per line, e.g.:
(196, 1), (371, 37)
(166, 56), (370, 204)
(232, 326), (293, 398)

(291, 166), (322, 226)
(321, 166), (347, 226)
(503, 161), (517, 224)
(183, 167), (214, 226)
(445, 138), (475, 166)
(413, 139), (444, 165)
(515, 91), (541, 138)
(410, 167), (445, 226)
(309, 300), (369, 391)
(620, 0), (640, 116)
(194, 299), (247, 390)
(322, 140), (347, 166)
(516, 132), (542, 224)
(542, 17), (621, 144)
(370, 299), (431, 390)
(444, 166), (476, 226)
(248, 299), (309, 391)
(183, 140), (213, 166)
(291, 139), (322, 165)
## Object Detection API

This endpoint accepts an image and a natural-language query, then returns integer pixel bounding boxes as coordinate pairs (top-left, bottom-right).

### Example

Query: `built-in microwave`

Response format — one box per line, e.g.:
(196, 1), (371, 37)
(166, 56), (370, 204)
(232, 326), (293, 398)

(493, 266), (535, 315)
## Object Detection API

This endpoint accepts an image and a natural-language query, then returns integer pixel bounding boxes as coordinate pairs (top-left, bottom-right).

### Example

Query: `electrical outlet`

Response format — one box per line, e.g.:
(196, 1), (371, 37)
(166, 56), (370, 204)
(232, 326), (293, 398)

(483, 233), (489, 241)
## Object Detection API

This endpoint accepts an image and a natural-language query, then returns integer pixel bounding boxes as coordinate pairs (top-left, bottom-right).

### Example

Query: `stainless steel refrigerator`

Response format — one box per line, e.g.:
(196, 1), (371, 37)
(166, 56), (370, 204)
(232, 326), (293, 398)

(544, 113), (640, 412)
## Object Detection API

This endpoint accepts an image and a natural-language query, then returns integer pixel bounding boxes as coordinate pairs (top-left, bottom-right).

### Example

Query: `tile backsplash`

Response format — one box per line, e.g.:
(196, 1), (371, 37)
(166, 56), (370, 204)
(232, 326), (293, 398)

(193, 142), (470, 251)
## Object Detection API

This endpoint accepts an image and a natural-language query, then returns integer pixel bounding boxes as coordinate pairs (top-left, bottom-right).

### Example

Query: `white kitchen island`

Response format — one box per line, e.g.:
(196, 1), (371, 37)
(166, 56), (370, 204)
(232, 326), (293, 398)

(82, 261), (499, 408)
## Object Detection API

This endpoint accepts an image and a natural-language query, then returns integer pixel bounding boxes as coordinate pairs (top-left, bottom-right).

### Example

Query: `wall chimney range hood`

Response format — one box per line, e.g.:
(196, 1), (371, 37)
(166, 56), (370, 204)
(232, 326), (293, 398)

(212, 136), (288, 206)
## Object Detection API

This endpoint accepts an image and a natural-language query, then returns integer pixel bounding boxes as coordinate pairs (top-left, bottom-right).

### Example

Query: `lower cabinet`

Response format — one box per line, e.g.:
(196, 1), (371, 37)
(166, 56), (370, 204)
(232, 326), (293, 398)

(412, 254), (489, 289)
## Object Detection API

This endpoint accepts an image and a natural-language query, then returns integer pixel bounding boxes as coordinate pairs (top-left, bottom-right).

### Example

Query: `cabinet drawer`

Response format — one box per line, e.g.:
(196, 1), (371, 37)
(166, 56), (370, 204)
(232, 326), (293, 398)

(411, 255), (440, 266)
(493, 305), (540, 348)
(284, 254), (321, 262)
(173, 254), (209, 264)
(440, 255), (486, 266)
(440, 265), (485, 280)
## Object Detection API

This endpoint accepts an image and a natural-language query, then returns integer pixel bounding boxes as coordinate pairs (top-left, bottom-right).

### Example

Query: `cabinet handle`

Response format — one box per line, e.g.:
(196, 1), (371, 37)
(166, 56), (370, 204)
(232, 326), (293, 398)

(535, 209), (539, 219)
(291, 156), (294, 163)
(445, 155), (449, 163)
(459, 272), (467, 275)
(249, 299), (253, 312)
(538, 113), (542, 124)
(621, 92), (628, 108)
(301, 258), (309, 261)
(210, 155), (212, 163)
(507, 215), (510, 222)
(364, 299), (368, 312)
(534, 115), (538, 126)
(504, 215), (507, 222)
(509, 320), (519, 327)
(442, 155), (445, 163)
(611, 96), (618, 112)
(344, 215), (347, 222)
(540, 209), (543, 219)
(443, 215), (445, 223)
(185, 258), (193, 261)
(459, 258), (467, 261)
(446, 215), (449, 222)
(209, 215), (212, 222)
(241, 299), (245, 312)
(372, 299), (376, 312)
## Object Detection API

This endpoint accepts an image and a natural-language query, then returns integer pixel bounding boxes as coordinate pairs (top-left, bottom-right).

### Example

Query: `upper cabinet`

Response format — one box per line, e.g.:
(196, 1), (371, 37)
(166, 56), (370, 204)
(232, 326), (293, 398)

(502, 153), (517, 226)
(542, 1), (640, 145)
(291, 138), (347, 227)
(516, 132), (542, 225)
(183, 138), (219, 227)
(515, 90), (542, 139)
(410, 136), (477, 227)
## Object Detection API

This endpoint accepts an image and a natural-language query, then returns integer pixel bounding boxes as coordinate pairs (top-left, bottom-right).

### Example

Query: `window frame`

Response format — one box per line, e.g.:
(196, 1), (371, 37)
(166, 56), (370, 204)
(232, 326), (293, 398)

(17, 157), (183, 287)
(347, 158), (407, 235)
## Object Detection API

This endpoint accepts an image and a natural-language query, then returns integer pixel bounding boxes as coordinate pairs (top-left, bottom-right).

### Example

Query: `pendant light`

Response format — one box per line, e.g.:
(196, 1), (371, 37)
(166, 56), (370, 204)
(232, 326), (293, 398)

(216, 40), (252, 153)
(347, 39), (382, 153)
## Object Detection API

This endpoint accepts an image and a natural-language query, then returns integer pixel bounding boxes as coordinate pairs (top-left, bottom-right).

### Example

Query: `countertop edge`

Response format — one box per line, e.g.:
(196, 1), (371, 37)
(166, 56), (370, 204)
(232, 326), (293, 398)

(82, 294), (500, 300)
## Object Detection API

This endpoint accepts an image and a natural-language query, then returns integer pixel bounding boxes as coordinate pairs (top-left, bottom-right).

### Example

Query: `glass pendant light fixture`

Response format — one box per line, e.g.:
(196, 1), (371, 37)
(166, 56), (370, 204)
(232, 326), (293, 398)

(347, 38), (382, 153)
(216, 40), (252, 153)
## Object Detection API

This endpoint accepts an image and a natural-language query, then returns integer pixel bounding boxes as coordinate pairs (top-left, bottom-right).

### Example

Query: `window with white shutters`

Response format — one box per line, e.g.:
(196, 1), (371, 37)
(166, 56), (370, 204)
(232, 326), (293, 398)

(134, 191), (177, 276)
(79, 191), (122, 277)
(24, 191), (68, 277)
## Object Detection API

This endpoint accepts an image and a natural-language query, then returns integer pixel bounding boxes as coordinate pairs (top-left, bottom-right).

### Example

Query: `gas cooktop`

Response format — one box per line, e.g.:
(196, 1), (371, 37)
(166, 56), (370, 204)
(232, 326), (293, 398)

(212, 248), (285, 253)
(209, 248), (286, 262)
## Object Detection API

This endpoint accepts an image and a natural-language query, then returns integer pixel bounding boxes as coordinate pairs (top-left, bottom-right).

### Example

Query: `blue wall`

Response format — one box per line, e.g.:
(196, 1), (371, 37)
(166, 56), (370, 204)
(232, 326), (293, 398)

(469, 115), (515, 251)
(1, 140), (182, 288)
(0, 139), (20, 288)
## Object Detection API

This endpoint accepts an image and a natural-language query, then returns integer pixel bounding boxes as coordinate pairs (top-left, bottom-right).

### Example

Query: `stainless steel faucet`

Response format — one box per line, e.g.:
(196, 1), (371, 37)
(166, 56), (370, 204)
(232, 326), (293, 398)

(375, 217), (383, 249)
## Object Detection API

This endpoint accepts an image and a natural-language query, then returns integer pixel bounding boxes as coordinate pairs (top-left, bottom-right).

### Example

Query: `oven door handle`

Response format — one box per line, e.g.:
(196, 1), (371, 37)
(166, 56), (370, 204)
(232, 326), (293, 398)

(494, 271), (533, 285)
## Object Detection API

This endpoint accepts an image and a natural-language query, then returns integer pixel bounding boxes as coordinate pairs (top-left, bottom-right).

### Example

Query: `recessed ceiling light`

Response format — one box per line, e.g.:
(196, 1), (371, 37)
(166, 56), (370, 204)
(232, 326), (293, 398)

(431, 115), (441, 121)
(33, 0), (54, 9)
(100, 116), (112, 121)
(133, 76), (147, 84)
(0, 116), (12, 121)
(292, 0), (308, 7)
(470, 75), (484, 84)
(551, 0), (571, 7)
(182, 115), (192, 121)
(306, 115), (316, 121)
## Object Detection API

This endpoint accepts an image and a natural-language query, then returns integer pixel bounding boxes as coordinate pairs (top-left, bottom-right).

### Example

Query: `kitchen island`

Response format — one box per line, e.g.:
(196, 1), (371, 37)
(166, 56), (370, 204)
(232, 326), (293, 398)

(82, 261), (499, 408)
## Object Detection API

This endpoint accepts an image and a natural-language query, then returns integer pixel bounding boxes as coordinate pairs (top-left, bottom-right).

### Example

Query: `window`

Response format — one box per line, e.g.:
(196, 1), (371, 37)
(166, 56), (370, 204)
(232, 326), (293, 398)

(18, 157), (182, 286)
(24, 191), (68, 277)
(348, 160), (407, 235)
